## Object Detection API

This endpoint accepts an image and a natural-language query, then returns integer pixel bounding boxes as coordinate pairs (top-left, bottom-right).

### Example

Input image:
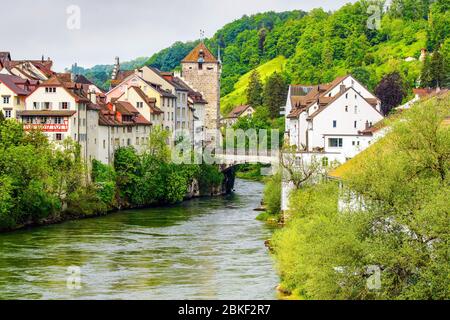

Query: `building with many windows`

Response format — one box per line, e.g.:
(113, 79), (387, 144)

(0, 74), (38, 119)
(285, 74), (384, 160)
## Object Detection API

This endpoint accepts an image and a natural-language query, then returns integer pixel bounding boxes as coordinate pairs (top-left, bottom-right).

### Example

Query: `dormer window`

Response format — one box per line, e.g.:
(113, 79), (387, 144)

(45, 87), (56, 93)
(198, 49), (205, 69)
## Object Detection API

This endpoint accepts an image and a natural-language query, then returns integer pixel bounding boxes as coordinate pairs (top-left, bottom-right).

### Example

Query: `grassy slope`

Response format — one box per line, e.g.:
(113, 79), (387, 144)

(220, 56), (287, 115)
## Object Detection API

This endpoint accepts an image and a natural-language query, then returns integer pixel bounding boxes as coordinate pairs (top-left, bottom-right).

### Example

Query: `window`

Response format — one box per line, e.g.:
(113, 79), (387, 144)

(103, 140), (106, 149)
(61, 102), (69, 110)
(43, 102), (51, 110)
(45, 87), (56, 93)
(328, 138), (343, 148)
(33, 102), (40, 110)
(136, 137), (140, 145)
(352, 141), (355, 146)
(55, 133), (63, 141)
(345, 93), (348, 99)
(2, 96), (10, 104)
(127, 127), (132, 133)
(137, 102), (143, 108)
(345, 106), (348, 112)
(16, 97), (20, 105)
(322, 157), (329, 167)
(127, 138), (131, 146)
(54, 117), (63, 124)
(354, 121), (357, 128)
(333, 120), (337, 128)
(4, 110), (12, 118)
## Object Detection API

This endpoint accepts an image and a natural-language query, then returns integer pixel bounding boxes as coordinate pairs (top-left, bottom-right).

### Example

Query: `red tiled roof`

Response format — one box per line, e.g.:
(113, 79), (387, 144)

(35, 75), (91, 103)
(0, 74), (34, 95)
(182, 43), (218, 63)
(130, 86), (163, 114)
(98, 102), (151, 126)
(227, 105), (252, 118)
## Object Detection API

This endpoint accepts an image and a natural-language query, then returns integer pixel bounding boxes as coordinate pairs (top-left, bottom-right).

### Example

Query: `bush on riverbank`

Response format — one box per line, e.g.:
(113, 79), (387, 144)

(272, 94), (450, 299)
(0, 119), (104, 231)
(0, 121), (225, 231)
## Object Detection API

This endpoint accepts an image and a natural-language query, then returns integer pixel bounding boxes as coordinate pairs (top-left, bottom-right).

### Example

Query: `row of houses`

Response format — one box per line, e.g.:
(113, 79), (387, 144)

(0, 43), (222, 165)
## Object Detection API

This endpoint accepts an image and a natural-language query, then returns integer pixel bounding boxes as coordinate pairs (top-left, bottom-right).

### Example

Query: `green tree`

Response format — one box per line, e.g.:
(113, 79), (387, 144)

(246, 70), (264, 107)
(263, 72), (288, 118)
(272, 94), (450, 299)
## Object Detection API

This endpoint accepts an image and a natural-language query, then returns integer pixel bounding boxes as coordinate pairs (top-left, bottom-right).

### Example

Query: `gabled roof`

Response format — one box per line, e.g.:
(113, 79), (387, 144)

(226, 105), (252, 118)
(98, 101), (151, 126)
(182, 43), (218, 63)
(0, 74), (33, 95)
(129, 86), (163, 114)
(287, 74), (381, 120)
(31, 75), (91, 103)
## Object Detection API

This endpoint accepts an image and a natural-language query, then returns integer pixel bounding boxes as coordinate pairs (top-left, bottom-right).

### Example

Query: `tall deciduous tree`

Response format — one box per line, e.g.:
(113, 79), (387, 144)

(263, 72), (288, 118)
(374, 72), (405, 115)
(246, 70), (264, 108)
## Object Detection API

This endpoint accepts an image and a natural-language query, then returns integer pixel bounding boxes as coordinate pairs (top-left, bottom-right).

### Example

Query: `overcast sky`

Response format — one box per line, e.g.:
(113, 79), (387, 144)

(1, 0), (354, 71)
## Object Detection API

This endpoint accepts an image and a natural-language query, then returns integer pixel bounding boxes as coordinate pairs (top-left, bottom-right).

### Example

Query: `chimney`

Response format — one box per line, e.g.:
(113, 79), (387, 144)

(88, 90), (96, 104)
(365, 120), (370, 130)
(71, 72), (76, 82)
(340, 84), (346, 94)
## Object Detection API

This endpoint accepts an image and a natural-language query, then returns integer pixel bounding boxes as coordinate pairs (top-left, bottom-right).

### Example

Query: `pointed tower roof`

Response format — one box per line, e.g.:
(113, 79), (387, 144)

(182, 43), (218, 63)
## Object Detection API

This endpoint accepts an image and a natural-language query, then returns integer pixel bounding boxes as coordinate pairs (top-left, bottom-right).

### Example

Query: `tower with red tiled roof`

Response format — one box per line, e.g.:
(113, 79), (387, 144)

(181, 42), (221, 143)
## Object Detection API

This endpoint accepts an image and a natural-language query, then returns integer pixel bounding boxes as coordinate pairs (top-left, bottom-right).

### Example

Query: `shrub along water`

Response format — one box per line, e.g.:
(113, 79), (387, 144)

(272, 94), (450, 299)
(0, 122), (224, 231)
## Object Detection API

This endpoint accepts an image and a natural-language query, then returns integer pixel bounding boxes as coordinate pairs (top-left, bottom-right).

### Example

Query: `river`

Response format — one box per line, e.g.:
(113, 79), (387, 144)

(0, 179), (279, 300)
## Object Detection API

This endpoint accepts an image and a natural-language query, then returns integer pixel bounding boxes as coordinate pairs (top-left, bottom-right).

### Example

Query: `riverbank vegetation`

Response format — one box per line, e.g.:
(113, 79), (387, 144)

(0, 123), (224, 232)
(272, 94), (450, 299)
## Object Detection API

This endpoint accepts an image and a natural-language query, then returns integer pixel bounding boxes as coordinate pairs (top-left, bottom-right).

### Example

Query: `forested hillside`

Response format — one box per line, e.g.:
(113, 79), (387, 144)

(79, 0), (449, 113)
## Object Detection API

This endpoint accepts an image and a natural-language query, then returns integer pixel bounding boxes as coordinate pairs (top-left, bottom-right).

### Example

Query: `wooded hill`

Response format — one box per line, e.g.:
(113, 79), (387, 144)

(77, 0), (449, 115)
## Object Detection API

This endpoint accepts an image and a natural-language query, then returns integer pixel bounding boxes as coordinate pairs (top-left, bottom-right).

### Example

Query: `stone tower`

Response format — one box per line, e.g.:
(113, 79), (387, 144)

(181, 43), (221, 142)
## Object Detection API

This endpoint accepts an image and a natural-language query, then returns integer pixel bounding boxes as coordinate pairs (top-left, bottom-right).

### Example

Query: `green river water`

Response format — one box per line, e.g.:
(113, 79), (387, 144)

(0, 179), (279, 299)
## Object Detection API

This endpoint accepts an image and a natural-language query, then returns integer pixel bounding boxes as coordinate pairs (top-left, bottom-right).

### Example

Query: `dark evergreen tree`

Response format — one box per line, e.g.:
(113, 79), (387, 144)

(374, 72), (406, 115)
(246, 70), (264, 108)
(421, 49), (449, 88)
(420, 55), (433, 87)
(263, 72), (288, 118)
(429, 50), (447, 88)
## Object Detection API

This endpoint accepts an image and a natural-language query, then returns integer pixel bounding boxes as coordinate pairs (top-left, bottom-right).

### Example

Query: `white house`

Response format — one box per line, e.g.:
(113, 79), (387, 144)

(285, 75), (384, 160)
(221, 105), (255, 127)
(281, 75), (385, 212)
(20, 74), (93, 161)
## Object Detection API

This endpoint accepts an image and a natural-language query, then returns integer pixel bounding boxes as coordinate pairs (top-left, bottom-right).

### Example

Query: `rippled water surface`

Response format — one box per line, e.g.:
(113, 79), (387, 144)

(0, 179), (278, 299)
